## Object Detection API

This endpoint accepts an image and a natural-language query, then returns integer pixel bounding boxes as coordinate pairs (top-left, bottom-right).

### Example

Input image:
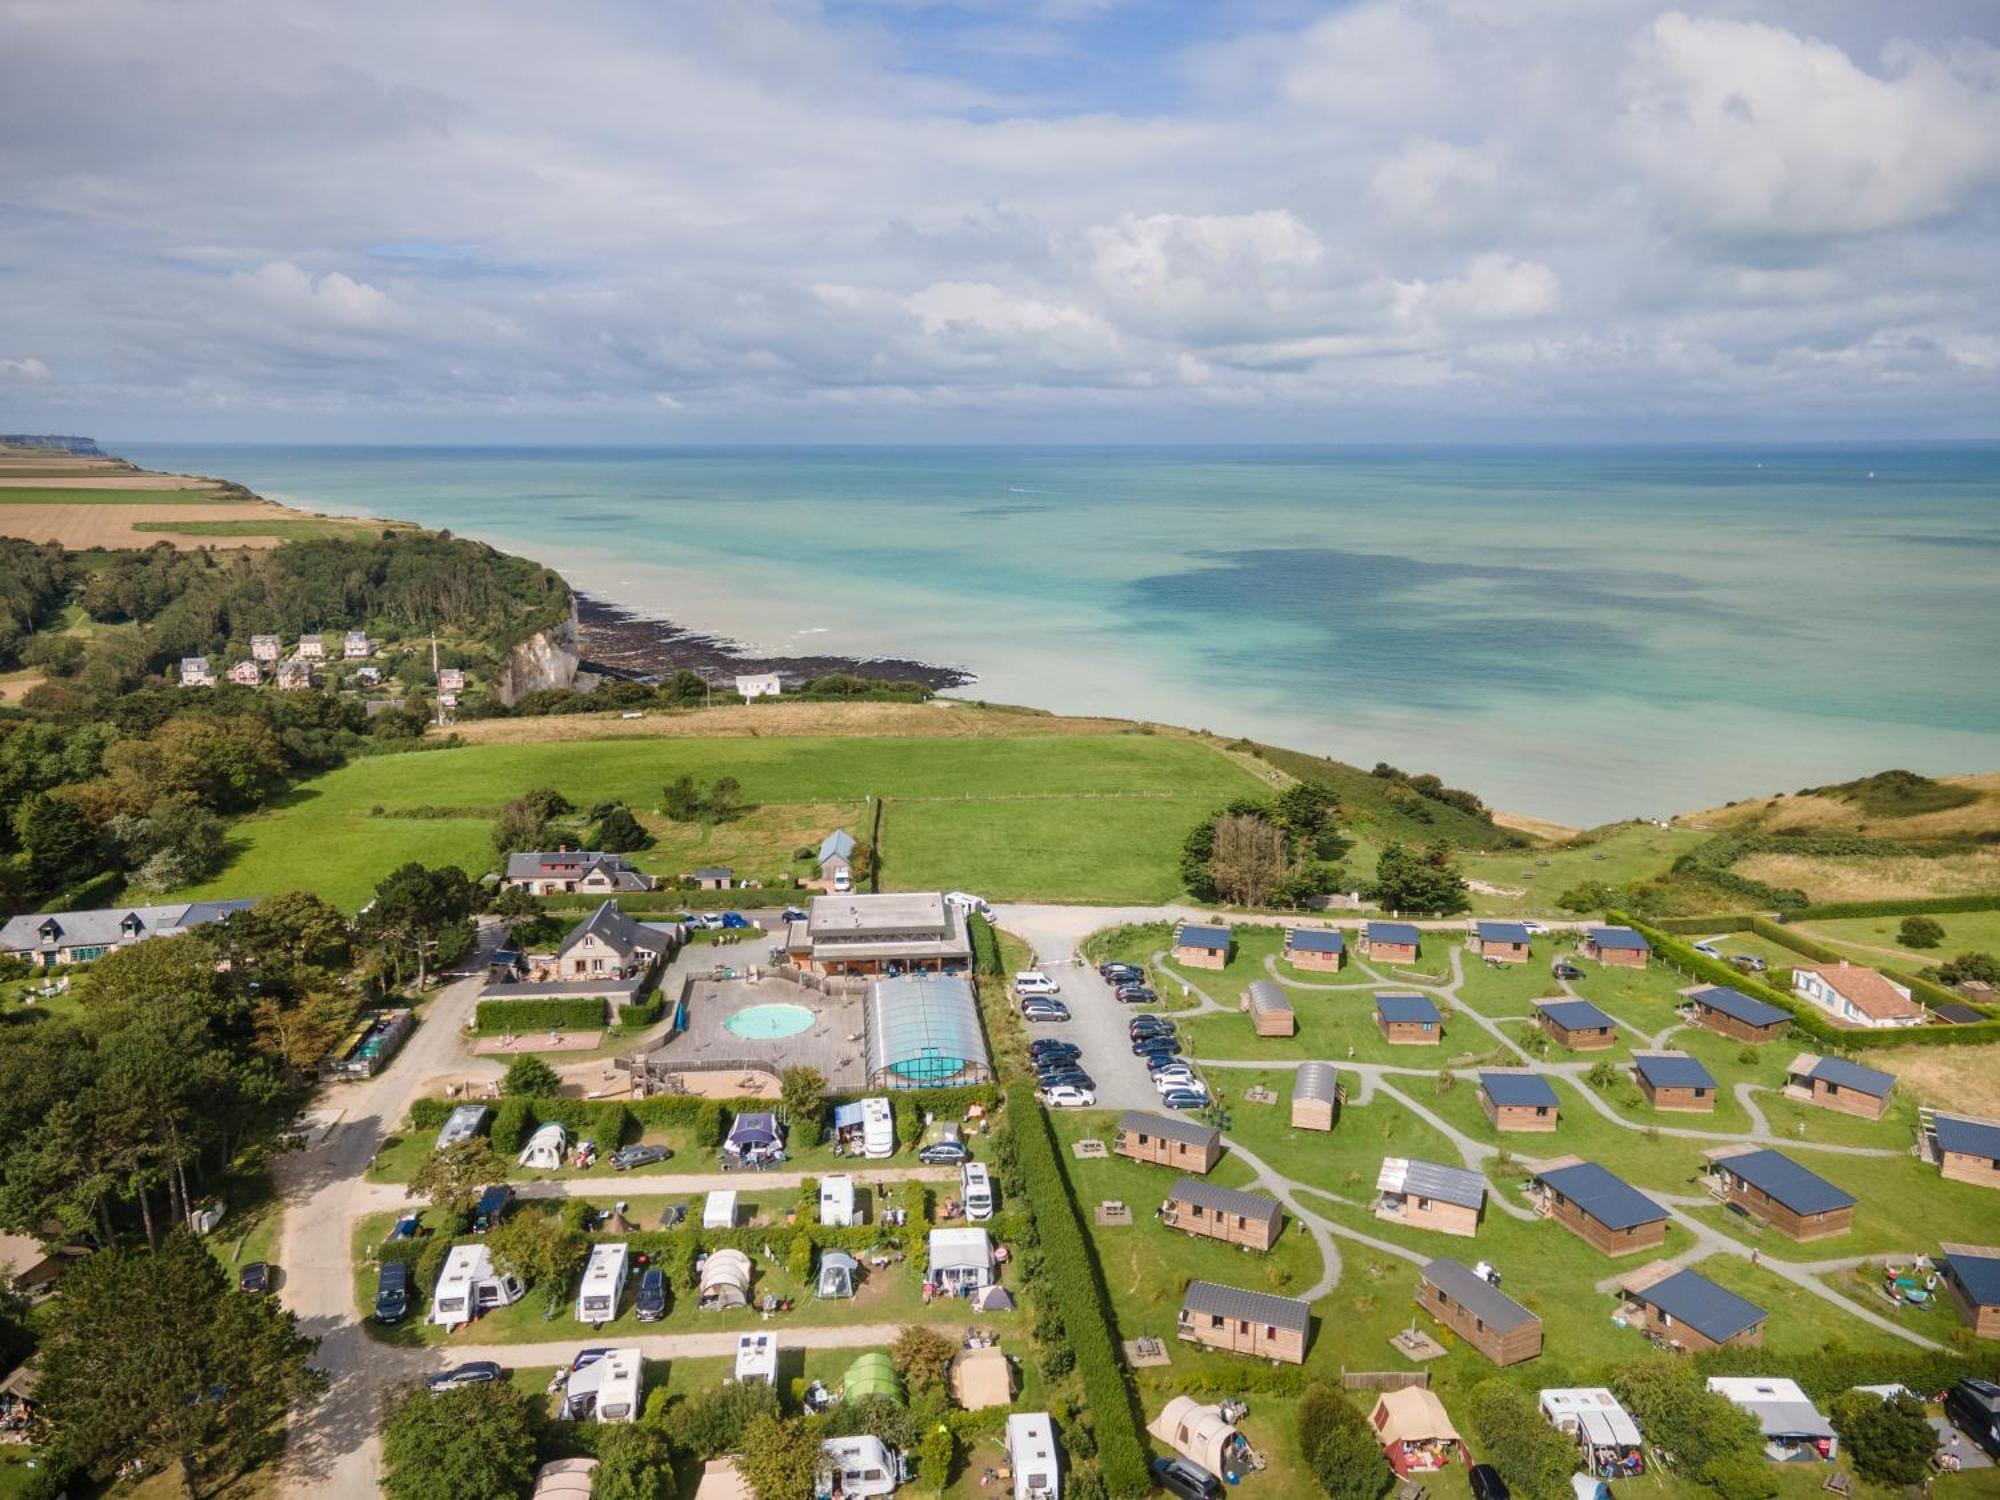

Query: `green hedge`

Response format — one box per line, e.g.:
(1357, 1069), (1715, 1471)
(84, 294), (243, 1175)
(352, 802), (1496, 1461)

(408, 1098), (456, 1130)
(969, 914), (1002, 977)
(1793, 894), (2000, 921)
(618, 997), (665, 1028)
(474, 997), (607, 1032)
(1747, 915), (1840, 962)
(1006, 1081), (1149, 1498)
(1646, 914), (1756, 935)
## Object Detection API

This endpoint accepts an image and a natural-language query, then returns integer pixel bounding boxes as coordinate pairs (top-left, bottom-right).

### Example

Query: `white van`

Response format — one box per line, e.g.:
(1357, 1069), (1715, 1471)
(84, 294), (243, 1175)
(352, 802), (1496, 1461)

(833, 868), (853, 893)
(428, 1244), (524, 1327)
(961, 1161), (994, 1221)
(1014, 971), (1060, 997)
(575, 1243), (630, 1326)
(860, 1097), (895, 1159)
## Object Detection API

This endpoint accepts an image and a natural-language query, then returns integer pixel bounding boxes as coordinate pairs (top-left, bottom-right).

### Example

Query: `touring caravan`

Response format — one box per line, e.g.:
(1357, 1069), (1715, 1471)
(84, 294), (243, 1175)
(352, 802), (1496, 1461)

(435, 1103), (492, 1151)
(735, 1332), (778, 1385)
(429, 1244), (524, 1327)
(576, 1243), (631, 1326)
(961, 1162), (995, 1221)
(861, 1097), (895, 1159)
(563, 1346), (642, 1423)
(819, 1435), (905, 1498)
(1007, 1413), (1061, 1500)
(820, 1175), (859, 1227)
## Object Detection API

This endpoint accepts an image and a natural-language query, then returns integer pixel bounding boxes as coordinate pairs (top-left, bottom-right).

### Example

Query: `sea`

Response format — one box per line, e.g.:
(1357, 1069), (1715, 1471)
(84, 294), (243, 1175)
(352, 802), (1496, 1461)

(120, 443), (2000, 827)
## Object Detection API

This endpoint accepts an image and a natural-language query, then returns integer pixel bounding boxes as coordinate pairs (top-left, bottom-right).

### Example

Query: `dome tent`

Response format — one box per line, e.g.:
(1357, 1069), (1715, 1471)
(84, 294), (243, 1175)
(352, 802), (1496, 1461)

(842, 1352), (905, 1405)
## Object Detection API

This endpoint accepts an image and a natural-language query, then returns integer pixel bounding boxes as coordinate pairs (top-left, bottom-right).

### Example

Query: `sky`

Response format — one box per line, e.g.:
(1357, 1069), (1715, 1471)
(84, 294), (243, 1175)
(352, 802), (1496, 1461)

(2, 0), (1998, 444)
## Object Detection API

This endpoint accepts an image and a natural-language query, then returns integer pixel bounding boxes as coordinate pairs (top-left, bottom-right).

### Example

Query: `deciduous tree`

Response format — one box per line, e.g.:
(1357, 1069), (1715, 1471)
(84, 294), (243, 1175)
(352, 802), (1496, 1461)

(362, 862), (477, 990)
(735, 1412), (827, 1500)
(382, 1380), (537, 1500)
(890, 1324), (956, 1397)
(502, 1054), (561, 1096)
(1831, 1390), (1935, 1485)
(411, 1139), (506, 1225)
(1208, 811), (1290, 907)
(1368, 840), (1470, 914)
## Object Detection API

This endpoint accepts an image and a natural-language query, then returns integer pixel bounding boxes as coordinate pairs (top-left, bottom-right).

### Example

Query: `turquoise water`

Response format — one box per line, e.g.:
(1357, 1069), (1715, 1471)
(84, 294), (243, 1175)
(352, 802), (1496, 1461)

(123, 444), (2000, 823)
(723, 1003), (817, 1040)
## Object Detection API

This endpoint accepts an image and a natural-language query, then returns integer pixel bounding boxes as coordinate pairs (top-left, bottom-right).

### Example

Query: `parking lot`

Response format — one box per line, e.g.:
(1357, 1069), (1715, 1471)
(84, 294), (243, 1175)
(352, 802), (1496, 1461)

(1005, 920), (1178, 1113)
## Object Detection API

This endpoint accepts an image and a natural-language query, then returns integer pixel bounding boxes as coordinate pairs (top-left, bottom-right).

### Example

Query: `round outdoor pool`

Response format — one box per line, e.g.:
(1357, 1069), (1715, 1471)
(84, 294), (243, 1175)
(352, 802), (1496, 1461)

(723, 1003), (817, 1040)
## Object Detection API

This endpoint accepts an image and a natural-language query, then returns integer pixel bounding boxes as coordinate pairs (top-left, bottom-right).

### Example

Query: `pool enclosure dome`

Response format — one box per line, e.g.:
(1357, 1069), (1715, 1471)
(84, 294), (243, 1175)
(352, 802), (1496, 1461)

(864, 974), (992, 1089)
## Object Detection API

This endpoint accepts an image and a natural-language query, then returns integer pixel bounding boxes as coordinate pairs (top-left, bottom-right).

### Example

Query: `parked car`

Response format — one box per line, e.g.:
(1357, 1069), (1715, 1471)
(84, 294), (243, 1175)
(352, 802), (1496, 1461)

(612, 1144), (673, 1171)
(659, 1202), (690, 1229)
(375, 1261), (411, 1324)
(720, 911), (750, 929)
(1159, 1088), (1209, 1111)
(1029, 1040), (1081, 1059)
(1135, 1040), (1181, 1059)
(781, 906), (808, 924)
(919, 1139), (972, 1166)
(238, 1262), (272, 1296)
(1100, 962), (1144, 983)
(1521, 921), (1546, 935)
(1015, 971), (1061, 997)
(634, 1267), (668, 1322)
(1692, 941), (1722, 958)
(1468, 1463), (1512, 1500)
(1115, 985), (1159, 1005)
(1551, 959), (1584, 980)
(1041, 1072), (1094, 1093)
(1151, 1066), (1199, 1088)
(1151, 1456), (1222, 1500)
(1730, 954), (1768, 973)
(387, 1212), (423, 1242)
(1022, 1001), (1071, 1023)
(1946, 1379), (2000, 1460)
(1130, 1014), (1174, 1034)
(427, 1361), (503, 1392)
(1042, 1085), (1096, 1108)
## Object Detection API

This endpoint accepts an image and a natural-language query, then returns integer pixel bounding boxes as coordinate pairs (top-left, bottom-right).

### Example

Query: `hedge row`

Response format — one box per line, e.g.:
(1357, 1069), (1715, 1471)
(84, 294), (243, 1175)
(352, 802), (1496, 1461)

(1695, 1343), (2000, 1404)
(1006, 1080), (1149, 1498)
(537, 889), (800, 915)
(969, 913), (1003, 977)
(1646, 914), (1756, 936)
(407, 1093), (728, 1147)
(1793, 893), (2000, 921)
(474, 997), (608, 1032)
(618, 997), (665, 1028)
(1746, 915), (1841, 963)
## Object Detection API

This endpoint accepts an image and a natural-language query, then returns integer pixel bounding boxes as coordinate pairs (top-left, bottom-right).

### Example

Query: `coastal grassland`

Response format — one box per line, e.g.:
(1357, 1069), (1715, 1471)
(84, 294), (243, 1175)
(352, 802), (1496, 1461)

(0, 484), (234, 503)
(1458, 821), (1707, 915)
(1685, 770), (2000, 842)
(0, 498), (341, 549)
(1730, 848), (2000, 903)
(1878, 1041), (2000, 1119)
(1790, 908), (2000, 965)
(170, 728), (1266, 908)
(446, 698), (1157, 742)
(131, 516), (381, 542)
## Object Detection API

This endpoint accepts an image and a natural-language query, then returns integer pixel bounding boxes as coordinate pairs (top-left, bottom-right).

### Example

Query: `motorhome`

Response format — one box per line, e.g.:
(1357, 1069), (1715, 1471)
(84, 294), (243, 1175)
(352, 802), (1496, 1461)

(819, 1435), (904, 1498)
(563, 1347), (643, 1423)
(1007, 1413), (1061, 1500)
(429, 1244), (524, 1327)
(576, 1243), (631, 1326)
(861, 1097), (895, 1159)
(961, 1161), (995, 1221)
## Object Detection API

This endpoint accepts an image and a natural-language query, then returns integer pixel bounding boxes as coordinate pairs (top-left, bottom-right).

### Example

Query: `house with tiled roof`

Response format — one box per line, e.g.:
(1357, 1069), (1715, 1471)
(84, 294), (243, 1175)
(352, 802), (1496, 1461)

(1793, 962), (1924, 1029)
(227, 659), (263, 687)
(1, 900), (254, 968)
(556, 901), (669, 982)
(178, 656), (215, 688)
(503, 850), (655, 896)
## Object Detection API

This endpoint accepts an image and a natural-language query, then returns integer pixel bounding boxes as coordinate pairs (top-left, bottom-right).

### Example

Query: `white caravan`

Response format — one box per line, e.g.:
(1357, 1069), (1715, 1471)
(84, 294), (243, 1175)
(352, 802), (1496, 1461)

(428, 1244), (524, 1327)
(575, 1243), (630, 1326)
(860, 1097), (895, 1159)
(1006, 1413), (1061, 1500)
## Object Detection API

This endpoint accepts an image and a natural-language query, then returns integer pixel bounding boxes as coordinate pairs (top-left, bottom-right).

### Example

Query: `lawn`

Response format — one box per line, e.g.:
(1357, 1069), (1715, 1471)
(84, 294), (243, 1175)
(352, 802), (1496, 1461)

(0, 485), (247, 504)
(1793, 908), (2000, 966)
(171, 730), (1262, 909)
(1458, 822), (1707, 916)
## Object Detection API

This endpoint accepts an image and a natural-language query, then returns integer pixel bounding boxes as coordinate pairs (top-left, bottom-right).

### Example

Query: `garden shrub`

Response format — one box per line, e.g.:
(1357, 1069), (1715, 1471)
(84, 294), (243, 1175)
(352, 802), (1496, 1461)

(489, 1098), (533, 1156)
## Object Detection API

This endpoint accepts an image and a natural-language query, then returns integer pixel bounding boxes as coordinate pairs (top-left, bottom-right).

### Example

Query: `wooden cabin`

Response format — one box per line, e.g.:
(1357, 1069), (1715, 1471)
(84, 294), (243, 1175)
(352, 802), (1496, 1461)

(1416, 1259), (1542, 1367)
(1531, 1159), (1668, 1257)
(1376, 992), (1442, 1045)
(1283, 927), (1345, 972)
(1583, 926), (1650, 968)
(1940, 1244), (2000, 1340)
(1362, 921), (1421, 966)
(1376, 1157), (1485, 1238)
(1684, 985), (1791, 1044)
(1535, 998), (1618, 1051)
(1784, 1053), (1894, 1121)
(1177, 1281), (1309, 1364)
(1172, 921), (1232, 972)
(1478, 1071), (1559, 1132)
(1473, 921), (1532, 963)
(1292, 1062), (1340, 1131)
(1244, 979), (1296, 1038)
(1618, 1262), (1766, 1352)
(1632, 1052), (1718, 1113)
(1932, 1113), (2000, 1191)
(1161, 1178), (1283, 1253)
(1115, 1111), (1223, 1175)
(1701, 1146), (1855, 1242)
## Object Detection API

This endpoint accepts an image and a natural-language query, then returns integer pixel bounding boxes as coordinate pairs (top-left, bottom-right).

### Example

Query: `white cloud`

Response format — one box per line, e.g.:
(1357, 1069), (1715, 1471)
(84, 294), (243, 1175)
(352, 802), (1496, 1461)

(230, 261), (407, 331)
(0, 356), (53, 382)
(1393, 255), (1561, 326)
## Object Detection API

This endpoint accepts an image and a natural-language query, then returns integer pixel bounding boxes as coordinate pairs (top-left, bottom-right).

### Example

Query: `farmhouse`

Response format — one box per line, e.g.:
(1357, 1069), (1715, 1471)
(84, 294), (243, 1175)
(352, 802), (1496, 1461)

(556, 901), (669, 981)
(1362, 921), (1421, 966)
(1479, 1071), (1559, 1132)
(1292, 1062), (1341, 1131)
(692, 867), (733, 890)
(1176, 1281), (1310, 1364)
(1531, 1159), (1668, 1256)
(1793, 961), (1924, 1028)
(1473, 921), (1532, 963)
(1583, 926), (1650, 967)
(343, 629), (373, 659)
(436, 667), (465, 692)
(1, 899), (253, 968)
(865, 974), (992, 1090)
(178, 656), (215, 687)
(1244, 979), (1296, 1037)
(1930, 1113), (2000, 1191)
(296, 633), (326, 661)
(1415, 1259), (1542, 1367)
(735, 673), (781, 701)
(1171, 921), (1232, 971)
(786, 892), (973, 977)
(1632, 1052), (1718, 1112)
(276, 660), (312, 691)
(1619, 1262), (1766, 1352)
(1939, 1244), (2000, 1339)
(1283, 927), (1345, 972)
(1376, 1157), (1485, 1237)
(250, 633), (281, 662)
(1535, 998), (1618, 1050)
(1369, 1387), (1461, 1478)
(1115, 1112), (1223, 1174)
(1160, 1178), (1284, 1253)
(1684, 985), (1791, 1044)
(504, 850), (656, 896)
(1702, 1146), (1855, 1241)
(1784, 1054), (1895, 1120)
(1376, 992), (1442, 1045)
(1704, 1377), (1836, 1462)
(816, 829), (857, 887)
(227, 659), (262, 687)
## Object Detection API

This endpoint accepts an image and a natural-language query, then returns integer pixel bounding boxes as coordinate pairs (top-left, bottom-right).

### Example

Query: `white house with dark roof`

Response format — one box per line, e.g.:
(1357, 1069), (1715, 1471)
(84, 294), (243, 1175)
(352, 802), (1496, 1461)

(276, 659), (313, 691)
(178, 656), (215, 688)
(735, 673), (781, 701)
(1, 900), (254, 968)
(296, 633), (326, 661)
(227, 659), (263, 687)
(503, 850), (655, 896)
(250, 633), (282, 662)
(343, 629), (373, 659)
(556, 901), (670, 981)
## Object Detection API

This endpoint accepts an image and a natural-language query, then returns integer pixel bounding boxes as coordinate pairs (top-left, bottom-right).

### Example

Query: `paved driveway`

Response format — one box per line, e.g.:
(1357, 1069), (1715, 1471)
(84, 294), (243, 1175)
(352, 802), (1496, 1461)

(996, 905), (1168, 1112)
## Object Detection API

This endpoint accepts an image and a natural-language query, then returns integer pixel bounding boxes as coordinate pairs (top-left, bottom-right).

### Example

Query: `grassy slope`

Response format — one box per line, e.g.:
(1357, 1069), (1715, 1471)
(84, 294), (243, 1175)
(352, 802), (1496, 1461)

(0, 485), (243, 504)
(173, 729), (1266, 909)
(1247, 741), (1524, 852)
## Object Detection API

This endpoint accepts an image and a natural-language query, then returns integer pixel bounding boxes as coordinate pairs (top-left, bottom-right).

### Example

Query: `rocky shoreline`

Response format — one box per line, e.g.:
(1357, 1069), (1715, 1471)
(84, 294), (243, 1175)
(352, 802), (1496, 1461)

(572, 592), (975, 692)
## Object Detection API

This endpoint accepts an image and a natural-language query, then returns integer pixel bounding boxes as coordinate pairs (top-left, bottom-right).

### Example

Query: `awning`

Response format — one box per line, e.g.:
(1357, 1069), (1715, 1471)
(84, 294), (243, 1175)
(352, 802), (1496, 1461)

(832, 1102), (867, 1128)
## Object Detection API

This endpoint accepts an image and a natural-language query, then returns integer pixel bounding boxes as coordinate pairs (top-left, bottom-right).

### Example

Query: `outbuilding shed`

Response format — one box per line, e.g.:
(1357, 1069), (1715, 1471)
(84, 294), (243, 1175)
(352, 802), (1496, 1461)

(1292, 1062), (1341, 1131)
(1244, 979), (1296, 1037)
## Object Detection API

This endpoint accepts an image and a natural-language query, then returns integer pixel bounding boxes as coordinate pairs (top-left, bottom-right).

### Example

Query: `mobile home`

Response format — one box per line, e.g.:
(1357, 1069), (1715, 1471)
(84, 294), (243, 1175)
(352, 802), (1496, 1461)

(820, 1175), (859, 1228)
(819, 1436), (903, 1498)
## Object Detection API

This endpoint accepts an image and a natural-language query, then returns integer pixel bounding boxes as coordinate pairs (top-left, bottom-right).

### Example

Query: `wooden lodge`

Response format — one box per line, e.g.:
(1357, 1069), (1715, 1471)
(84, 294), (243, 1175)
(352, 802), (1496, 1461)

(1283, 927), (1345, 972)
(1618, 1261), (1766, 1352)
(1701, 1146), (1855, 1242)
(1530, 1159), (1668, 1257)
(1172, 921), (1232, 971)
(1292, 1063), (1340, 1131)
(1583, 926), (1650, 968)
(1478, 1071), (1559, 1132)
(1784, 1053), (1894, 1121)
(1473, 921), (1532, 963)
(1376, 992), (1442, 1045)
(1244, 979), (1296, 1038)
(1535, 998), (1618, 1051)
(1416, 1259), (1542, 1367)
(1177, 1281), (1309, 1364)
(1161, 1178), (1283, 1253)
(1632, 1052), (1718, 1113)
(1684, 985), (1792, 1044)
(1362, 921), (1421, 966)
(1940, 1245), (2000, 1340)
(1115, 1111), (1223, 1175)
(1932, 1113), (2000, 1191)
(1376, 1157), (1485, 1238)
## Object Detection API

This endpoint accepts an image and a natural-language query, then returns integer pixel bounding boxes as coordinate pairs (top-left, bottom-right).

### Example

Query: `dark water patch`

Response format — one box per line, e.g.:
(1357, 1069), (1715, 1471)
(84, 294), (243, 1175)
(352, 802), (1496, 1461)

(962, 503), (1055, 520)
(1884, 532), (2000, 550)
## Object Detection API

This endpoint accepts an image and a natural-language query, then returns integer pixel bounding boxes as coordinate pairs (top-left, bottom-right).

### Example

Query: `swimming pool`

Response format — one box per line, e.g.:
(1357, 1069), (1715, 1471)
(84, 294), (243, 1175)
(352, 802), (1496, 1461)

(724, 1003), (817, 1040)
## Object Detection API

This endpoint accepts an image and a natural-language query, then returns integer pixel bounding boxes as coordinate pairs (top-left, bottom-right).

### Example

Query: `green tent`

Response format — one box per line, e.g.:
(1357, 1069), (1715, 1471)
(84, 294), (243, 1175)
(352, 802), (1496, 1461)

(842, 1352), (905, 1405)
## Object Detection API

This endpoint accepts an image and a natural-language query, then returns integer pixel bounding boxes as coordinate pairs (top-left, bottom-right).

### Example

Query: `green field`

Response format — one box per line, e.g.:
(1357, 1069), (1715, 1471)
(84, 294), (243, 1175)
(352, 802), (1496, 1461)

(1459, 822), (1707, 915)
(172, 730), (1264, 909)
(1794, 908), (2000, 966)
(132, 517), (377, 540)
(0, 486), (250, 504)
